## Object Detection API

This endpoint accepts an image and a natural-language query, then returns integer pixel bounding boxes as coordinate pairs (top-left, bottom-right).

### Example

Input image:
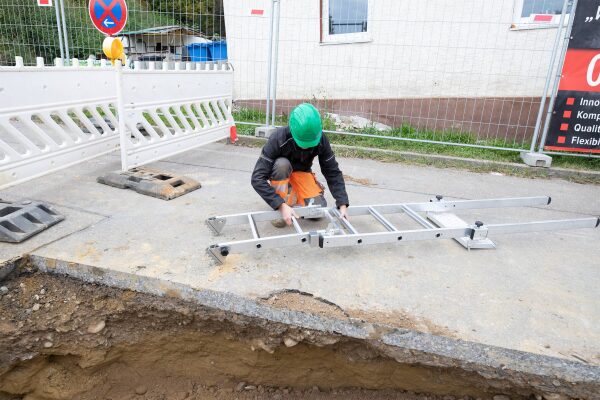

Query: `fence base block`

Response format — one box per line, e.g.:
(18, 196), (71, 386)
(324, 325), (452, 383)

(255, 126), (278, 138)
(97, 168), (201, 200)
(0, 201), (65, 243)
(520, 152), (552, 168)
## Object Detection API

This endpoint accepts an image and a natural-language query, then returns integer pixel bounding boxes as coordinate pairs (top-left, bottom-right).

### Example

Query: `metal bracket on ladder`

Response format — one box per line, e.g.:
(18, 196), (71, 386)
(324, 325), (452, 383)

(205, 196), (599, 264)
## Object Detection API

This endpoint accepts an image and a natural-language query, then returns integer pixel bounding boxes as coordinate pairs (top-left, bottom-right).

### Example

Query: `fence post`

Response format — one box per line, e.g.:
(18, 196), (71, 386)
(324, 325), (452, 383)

(58, 0), (70, 63)
(537, 0), (579, 153)
(254, 0), (279, 138)
(265, 0), (276, 127)
(270, 0), (281, 127)
(115, 62), (128, 171)
(53, 0), (65, 60)
(528, 0), (570, 153)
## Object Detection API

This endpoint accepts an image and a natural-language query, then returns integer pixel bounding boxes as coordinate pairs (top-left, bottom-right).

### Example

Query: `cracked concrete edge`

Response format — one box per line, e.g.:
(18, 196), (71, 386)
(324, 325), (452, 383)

(26, 255), (600, 398)
(0, 257), (23, 282)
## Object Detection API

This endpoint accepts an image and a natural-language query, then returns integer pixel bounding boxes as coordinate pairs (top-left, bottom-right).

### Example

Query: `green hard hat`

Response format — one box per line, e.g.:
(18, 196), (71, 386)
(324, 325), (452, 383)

(289, 103), (322, 149)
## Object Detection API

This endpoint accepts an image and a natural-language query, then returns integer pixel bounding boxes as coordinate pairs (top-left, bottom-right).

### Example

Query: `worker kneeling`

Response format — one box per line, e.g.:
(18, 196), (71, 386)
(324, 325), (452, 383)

(251, 103), (349, 227)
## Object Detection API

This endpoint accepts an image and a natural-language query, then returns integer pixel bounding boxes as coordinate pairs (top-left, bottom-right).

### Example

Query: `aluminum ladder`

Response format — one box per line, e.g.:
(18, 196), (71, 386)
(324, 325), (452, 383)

(206, 196), (599, 264)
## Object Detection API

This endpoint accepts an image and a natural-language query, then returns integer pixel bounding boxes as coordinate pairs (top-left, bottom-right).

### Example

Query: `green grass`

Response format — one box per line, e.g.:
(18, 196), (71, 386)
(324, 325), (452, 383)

(233, 108), (600, 172)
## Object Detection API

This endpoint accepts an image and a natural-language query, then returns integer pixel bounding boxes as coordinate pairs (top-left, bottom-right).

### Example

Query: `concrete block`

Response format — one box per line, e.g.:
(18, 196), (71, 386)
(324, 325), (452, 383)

(255, 126), (278, 138)
(521, 152), (552, 168)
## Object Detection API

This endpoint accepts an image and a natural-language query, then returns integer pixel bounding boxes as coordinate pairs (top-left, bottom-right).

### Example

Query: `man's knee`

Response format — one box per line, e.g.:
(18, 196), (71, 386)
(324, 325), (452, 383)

(271, 157), (292, 180)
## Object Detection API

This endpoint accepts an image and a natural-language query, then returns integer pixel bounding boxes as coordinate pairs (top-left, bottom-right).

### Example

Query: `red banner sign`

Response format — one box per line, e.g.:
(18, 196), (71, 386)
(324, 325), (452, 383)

(544, 0), (600, 154)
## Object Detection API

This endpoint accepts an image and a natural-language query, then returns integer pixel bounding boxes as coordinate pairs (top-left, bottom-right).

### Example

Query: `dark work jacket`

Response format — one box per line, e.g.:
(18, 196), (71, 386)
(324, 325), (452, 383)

(251, 126), (349, 210)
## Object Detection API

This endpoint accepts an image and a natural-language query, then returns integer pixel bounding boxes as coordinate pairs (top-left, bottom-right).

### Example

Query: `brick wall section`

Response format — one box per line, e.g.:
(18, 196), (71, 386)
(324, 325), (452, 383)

(236, 97), (547, 143)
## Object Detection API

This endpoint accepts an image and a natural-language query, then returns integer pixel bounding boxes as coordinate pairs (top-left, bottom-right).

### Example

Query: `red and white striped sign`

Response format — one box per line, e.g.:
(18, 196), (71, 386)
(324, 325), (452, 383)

(37, 0), (52, 6)
(250, 9), (264, 16)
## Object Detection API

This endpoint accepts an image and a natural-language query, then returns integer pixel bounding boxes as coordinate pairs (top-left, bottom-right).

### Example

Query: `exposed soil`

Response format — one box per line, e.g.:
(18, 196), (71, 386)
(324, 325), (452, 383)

(0, 269), (582, 400)
(342, 174), (376, 187)
(260, 290), (457, 338)
(260, 290), (349, 320)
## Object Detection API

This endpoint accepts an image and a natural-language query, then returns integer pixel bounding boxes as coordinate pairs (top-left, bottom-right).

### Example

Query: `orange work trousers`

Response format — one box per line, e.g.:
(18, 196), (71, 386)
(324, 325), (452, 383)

(271, 171), (324, 207)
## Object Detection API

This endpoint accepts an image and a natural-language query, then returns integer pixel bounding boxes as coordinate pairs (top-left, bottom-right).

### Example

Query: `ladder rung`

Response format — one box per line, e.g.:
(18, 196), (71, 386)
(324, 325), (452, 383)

(368, 206), (397, 232)
(323, 209), (344, 232)
(248, 214), (259, 239)
(331, 208), (358, 234)
(291, 216), (303, 234)
(400, 205), (436, 229)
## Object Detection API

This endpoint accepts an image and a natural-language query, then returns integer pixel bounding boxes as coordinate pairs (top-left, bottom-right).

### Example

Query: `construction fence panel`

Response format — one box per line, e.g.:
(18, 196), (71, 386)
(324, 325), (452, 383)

(3, 0), (591, 157)
(226, 0), (571, 152)
(0, 57), (119, 190)
(118, 61), (234, 170)
(0, 0), (66, 65)
(0, 0), (226, 66)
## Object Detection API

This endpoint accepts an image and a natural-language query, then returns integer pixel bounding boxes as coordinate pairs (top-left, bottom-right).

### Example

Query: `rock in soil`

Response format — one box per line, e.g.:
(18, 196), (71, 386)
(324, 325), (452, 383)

(135, 385), (147, 395)
(87, 320), (106, 334)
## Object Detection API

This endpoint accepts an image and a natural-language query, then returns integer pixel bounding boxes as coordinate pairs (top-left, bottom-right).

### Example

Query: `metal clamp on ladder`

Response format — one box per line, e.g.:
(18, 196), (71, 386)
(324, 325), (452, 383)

(205, 196), (599, 264)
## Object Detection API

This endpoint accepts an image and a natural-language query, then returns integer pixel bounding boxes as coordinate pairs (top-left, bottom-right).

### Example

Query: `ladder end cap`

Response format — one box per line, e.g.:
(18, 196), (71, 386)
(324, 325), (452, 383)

(547, 196), (552, 205)
(596, 217), (599, 228)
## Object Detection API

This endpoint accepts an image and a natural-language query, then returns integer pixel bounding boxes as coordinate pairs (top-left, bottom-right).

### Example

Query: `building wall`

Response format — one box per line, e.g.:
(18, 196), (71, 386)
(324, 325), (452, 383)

(224, 0), (564, 102)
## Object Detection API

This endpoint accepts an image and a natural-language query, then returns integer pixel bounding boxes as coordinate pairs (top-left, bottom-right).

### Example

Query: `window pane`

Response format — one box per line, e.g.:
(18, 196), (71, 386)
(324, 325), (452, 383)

(329, 0), (368, 35)
(521, 0), (572, 17)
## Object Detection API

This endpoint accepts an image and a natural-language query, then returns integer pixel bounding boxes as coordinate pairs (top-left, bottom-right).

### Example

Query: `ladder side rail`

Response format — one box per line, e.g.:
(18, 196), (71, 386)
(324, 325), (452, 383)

(210, 206), (326, 226)
(484, 218), (599, 236)
(409, 196), (551, 213)
(344, 197), (550, 216)
(212, 232), (309, 255)
(320, 227), (473, 248)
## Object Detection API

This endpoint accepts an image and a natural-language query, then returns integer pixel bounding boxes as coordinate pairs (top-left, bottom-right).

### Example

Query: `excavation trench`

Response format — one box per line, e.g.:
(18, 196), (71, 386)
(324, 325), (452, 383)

(0, 262), (593, 400)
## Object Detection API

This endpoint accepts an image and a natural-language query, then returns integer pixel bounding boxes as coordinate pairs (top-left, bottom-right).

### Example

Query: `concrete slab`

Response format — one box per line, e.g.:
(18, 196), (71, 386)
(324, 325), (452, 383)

(1, 143), (599, 368)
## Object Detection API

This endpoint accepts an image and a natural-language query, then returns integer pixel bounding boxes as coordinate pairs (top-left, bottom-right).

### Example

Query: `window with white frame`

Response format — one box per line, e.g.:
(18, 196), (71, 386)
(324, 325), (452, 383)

(513, 0), (572, 29)
(321, 0), (371, 44)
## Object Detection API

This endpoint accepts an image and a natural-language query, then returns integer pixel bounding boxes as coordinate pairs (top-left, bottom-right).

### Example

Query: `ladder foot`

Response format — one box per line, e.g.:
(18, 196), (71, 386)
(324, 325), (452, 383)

(206, 217), (226, 235)
(207, 245), (227, 264)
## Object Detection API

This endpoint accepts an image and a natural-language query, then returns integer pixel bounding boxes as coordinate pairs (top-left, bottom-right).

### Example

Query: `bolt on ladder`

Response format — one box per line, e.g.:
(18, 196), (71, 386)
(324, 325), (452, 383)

(205, 196), (599, 264)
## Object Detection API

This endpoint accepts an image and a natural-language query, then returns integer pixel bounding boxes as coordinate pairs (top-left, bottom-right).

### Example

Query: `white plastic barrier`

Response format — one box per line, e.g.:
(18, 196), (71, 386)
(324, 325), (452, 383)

(0, 57), (119, 189)
(0, 58), (234, 189)
(118, 61), (234, 170)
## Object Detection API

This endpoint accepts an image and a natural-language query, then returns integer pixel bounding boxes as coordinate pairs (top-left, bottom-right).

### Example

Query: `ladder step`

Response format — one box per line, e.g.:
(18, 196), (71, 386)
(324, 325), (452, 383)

(291, 216), (303, 234)
(368, 206), (397, 232)
(248, 214), (259, 239)
(330, 208), (358, 234)
(400, 204), (436, 229)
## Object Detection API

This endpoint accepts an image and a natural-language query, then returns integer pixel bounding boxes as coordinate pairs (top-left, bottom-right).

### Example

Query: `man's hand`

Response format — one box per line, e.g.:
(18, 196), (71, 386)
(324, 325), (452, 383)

(279, 203), (299, 226)
(339, 205), (349, 221)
